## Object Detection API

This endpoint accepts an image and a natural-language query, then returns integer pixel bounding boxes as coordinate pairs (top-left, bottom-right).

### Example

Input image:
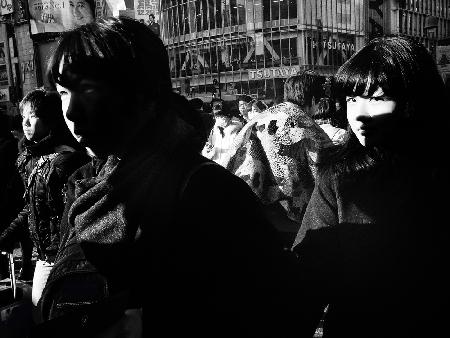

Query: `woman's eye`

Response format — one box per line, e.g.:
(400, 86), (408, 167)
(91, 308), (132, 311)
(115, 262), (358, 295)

(346, 97), (357, 103)
(369, 97), (384, 102)
(59, 90), (68, 97)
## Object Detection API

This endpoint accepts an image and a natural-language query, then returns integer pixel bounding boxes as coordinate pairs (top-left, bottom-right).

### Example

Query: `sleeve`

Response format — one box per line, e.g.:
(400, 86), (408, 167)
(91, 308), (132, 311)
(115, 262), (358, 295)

(289, 173), (340, 336)
(45, 152), (88, 257)
(0, 204), (29, 252)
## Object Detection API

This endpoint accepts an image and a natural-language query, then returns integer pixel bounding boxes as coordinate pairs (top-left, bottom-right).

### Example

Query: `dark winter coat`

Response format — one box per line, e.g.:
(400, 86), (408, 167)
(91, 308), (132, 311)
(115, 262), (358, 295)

(37, 116), (302, 337)
(292, 158), (450, 338)
(0, 135), (89, 261)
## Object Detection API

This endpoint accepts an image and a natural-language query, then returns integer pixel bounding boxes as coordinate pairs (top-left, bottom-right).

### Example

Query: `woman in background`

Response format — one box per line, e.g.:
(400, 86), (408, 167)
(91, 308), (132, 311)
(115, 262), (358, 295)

(292, 36), (449, 338)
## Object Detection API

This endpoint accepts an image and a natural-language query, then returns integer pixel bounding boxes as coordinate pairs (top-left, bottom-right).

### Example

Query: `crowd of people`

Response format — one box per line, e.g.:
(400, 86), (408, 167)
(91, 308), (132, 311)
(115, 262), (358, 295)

(0, 16), (449, 338)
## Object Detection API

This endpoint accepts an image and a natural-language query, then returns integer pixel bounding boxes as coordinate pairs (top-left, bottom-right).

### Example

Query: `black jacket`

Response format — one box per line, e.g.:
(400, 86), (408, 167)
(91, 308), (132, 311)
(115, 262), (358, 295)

(292, 160), (450, 338)
(0, 135), (89, 261)
(38, 148), (302, 337)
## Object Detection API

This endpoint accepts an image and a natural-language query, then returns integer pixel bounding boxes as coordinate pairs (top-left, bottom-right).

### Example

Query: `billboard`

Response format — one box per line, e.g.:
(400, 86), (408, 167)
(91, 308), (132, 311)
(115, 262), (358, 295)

(134, 0), (159, 22)
(28, 0), (95, 35)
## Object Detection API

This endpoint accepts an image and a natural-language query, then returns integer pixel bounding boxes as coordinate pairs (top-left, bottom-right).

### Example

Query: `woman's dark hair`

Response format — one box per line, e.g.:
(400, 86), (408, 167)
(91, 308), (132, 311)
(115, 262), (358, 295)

(335, 36), (444, 125)
(328, 36), (446, 176)
(210, 98), (233, 118)
(251, 100), (267, 112)
(237, 94), (252, 103)
(47, 17), (172, 102)
(19, 88), (79, 148)
(284, 70), (326, 107)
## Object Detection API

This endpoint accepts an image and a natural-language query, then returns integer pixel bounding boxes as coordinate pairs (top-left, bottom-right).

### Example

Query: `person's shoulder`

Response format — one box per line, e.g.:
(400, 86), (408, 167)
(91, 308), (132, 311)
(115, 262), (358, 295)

(183, 158), (256, 200)
(51, 150), (90, 177)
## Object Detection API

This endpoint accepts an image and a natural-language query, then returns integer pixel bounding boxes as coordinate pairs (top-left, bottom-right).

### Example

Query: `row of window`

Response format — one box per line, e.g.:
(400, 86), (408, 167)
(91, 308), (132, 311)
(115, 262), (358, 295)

(160, 0), (364, 39)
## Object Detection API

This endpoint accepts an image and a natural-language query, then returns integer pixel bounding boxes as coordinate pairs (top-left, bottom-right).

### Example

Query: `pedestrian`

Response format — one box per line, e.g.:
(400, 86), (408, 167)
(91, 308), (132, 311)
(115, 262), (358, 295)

(236, 94), (253, 122)
(201, 97), (243, 167)
(147, 13), (160, 37)
(37, 17), (301, 337)
(248, 99), (267, 121)
(0, 88), (88, 306)
(292, 36), (450, 338)
(189, 97), (213, 135)
(307, 73), (347, 145)
(0, 114), (24, 280)
(228, 71), (332, 247)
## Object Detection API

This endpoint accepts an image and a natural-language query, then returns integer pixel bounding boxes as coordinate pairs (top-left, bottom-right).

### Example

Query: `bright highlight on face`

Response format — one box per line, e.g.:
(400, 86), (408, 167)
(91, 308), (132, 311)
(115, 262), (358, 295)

(346, 87), (398, 147)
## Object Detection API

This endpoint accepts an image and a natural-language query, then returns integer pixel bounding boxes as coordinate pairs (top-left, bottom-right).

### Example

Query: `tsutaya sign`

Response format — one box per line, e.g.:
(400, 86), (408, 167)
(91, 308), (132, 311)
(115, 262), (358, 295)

(248, 66), (300, 80)
(312, 39), (356, 52)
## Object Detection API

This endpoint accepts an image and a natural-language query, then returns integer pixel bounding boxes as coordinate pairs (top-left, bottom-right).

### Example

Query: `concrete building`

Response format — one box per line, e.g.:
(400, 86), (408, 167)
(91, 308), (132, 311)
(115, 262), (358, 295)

(161, 0), (450, 101)
(160, 0), (367, 101)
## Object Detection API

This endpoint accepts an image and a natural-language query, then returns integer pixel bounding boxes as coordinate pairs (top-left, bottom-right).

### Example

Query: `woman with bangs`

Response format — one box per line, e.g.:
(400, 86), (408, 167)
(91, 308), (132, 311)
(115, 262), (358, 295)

(292, 36), (449, 337)
(34, 17), (302, 337)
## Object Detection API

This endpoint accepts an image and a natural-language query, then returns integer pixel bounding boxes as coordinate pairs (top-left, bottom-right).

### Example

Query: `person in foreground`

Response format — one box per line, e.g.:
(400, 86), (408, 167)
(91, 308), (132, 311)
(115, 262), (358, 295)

(292, 36), (450, 337)
(0, 88), (87, 306)
(36, 17), (300, 337)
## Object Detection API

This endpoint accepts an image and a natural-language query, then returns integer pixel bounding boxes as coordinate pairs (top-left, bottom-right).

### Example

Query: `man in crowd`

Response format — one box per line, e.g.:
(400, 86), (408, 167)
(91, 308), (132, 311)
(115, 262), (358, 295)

(147, 13), (160, 37)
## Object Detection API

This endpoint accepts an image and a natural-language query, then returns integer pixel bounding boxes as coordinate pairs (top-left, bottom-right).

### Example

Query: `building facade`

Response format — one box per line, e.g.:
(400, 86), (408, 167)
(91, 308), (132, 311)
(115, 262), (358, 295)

(161, 0), (450, 101)
(161, 0), (367, 101)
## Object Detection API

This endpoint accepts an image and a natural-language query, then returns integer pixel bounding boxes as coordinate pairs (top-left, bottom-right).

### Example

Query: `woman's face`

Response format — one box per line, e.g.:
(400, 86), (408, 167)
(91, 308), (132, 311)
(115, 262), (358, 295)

(21, 103), (50, 142)
(346, 87), (398, 147)
(56, 58), (134, 157)
(248, 106), (260, 121)
(62, 0), (94, 29)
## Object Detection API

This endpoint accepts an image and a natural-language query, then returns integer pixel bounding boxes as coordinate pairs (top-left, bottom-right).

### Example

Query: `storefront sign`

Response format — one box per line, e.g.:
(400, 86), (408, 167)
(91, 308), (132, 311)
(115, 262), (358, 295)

(28, 0), (95, 35)
(248, 66), (300, 80)
(312, 39), (356, 52)
(0, 0), (14, 15)
(134, 0), (159, 21)
(0, 88), (9, 102)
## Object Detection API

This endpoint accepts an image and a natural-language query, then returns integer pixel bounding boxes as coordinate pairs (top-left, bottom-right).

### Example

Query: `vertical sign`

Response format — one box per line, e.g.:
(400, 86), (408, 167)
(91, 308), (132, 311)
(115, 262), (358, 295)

(134, 0), (159, 22)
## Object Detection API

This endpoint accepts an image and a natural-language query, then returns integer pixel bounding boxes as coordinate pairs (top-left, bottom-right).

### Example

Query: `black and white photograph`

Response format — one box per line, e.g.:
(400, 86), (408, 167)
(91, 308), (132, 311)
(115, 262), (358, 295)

(0, 1), (449, 337)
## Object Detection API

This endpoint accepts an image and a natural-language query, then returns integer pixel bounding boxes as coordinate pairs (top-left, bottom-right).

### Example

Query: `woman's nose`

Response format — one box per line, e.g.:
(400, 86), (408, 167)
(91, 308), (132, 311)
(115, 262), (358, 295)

(64, 94), (78, 122)
(353, 99), (371, 121)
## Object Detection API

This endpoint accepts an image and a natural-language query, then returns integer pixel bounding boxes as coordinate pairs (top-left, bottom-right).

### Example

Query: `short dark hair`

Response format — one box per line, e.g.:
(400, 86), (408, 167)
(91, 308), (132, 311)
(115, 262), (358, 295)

(284, 70), (326, 107)
(237, 94), (252, 103)
(19, 88), (62, 126)
(251, 100), (267, 112)
(189, 98), (203, 110)
(47, 17), (172, 103)
(19, 87), (78, 146)
(210, 98), (232, 117)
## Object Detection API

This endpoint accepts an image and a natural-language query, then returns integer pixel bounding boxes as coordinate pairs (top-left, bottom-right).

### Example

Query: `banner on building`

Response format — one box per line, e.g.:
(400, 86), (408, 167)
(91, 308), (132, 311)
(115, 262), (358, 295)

(134, 0), (159, 22)
(28, 0), (95, 35)
(0, 0), (14, 15)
